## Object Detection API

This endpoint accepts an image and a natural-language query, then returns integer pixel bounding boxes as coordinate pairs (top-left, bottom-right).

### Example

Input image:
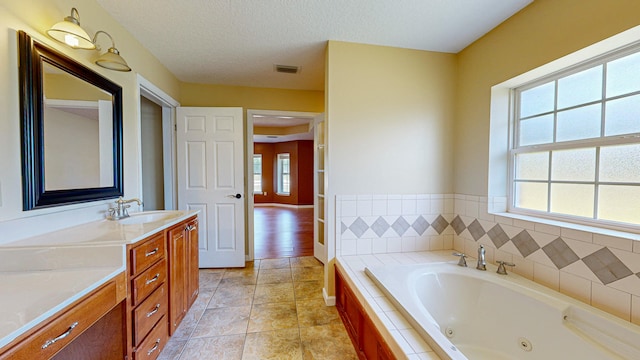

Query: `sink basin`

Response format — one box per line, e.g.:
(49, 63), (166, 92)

(118, 211), (183, 225)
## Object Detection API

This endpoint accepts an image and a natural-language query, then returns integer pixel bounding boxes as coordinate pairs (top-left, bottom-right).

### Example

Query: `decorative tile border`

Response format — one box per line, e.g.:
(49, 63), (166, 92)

(335, 193), (640, 323)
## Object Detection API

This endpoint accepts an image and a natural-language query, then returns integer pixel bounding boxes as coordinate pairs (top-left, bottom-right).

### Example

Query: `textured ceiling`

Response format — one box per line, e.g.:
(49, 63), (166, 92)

(96, 0), (532, 91)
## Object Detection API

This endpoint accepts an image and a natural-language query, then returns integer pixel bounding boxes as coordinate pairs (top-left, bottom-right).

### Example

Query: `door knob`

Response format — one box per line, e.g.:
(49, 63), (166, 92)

(227, 193), (242, 199)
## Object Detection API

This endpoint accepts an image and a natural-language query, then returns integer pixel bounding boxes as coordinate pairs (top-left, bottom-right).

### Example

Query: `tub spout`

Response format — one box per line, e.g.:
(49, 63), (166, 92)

(476, 245), (486, 271)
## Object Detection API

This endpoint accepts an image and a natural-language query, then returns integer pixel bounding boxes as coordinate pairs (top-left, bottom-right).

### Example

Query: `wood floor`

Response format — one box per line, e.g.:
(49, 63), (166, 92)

(253, 206), (314, 259)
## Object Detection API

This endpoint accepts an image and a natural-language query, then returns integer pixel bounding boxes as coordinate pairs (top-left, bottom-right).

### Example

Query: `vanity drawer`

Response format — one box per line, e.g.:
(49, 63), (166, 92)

(132, 259), (167, 306)
(131, 233), (166, 276)
(0, 275), (121, 360)
(134, 316), (168, 360)
(133, 283), (168, 346)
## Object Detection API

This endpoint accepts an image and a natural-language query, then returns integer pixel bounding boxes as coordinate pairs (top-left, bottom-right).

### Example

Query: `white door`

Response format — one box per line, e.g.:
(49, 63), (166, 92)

(176, 107), (245, 268)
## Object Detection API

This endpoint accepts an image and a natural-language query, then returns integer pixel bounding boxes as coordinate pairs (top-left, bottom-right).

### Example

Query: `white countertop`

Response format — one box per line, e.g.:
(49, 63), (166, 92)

(0, 210), (198, 349)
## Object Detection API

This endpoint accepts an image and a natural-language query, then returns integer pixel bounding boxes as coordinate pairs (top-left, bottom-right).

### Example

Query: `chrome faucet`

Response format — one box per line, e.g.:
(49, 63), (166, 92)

(476, 245), (486, 271)
(496, 260), (515, 275)
(452, 252), (468, 267)
(108, 197), (143, 220)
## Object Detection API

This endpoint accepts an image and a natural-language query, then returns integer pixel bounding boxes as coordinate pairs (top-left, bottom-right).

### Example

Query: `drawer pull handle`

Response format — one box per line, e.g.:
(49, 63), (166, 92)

(145, 273), (160, 285)
(146, 303), (161, 318)
(42, 321), (78, 349)
(145, 247), (159, 257)
(147, 339), (161, 355)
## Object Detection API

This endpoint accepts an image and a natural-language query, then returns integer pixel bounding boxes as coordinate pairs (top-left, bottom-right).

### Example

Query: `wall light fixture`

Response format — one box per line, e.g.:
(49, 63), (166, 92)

(47, 8), (131, 72)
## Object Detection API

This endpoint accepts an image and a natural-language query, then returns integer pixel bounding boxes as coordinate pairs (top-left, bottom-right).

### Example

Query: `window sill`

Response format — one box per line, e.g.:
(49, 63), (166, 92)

(489, 211), (640, 244)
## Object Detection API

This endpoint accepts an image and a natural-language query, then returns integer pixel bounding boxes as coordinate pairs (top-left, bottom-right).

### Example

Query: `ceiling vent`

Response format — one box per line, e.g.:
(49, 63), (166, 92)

(274, 64), (300, 74)
(267, 135), (278, 138)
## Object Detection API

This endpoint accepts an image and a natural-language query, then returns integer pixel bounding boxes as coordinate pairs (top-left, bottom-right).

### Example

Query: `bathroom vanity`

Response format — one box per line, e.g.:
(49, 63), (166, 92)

(0, 210), (199, 360)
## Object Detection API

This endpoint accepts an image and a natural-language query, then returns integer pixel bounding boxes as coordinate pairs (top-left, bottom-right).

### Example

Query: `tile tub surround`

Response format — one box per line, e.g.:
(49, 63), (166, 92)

(157, 257), (358, 360)
(336, 252), (449, 360)
(336, 194), (640, 325)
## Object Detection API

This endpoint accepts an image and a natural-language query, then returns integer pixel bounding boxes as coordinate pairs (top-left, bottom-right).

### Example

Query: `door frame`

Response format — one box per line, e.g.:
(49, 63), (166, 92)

(137, 75), (180, 210)
(246, 109), (322, 261)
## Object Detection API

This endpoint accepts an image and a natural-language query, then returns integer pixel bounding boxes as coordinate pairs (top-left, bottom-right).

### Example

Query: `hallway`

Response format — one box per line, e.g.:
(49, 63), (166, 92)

(254, 206), (314, 259)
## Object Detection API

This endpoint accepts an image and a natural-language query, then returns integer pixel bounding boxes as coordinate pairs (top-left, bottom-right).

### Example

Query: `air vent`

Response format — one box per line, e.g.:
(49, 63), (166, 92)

(274, 64), (300, 74)
(267, 135), (278, 138)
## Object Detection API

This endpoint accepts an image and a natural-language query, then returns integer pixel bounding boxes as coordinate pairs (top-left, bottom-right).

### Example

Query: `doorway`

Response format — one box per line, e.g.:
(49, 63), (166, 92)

(137, 75), (180, 210)
(247, 110), (320, 261)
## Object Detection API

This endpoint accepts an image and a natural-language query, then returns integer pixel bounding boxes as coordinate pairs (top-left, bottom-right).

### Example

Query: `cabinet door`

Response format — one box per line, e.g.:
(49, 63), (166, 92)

(186, 219), (199, 307)
(167, 226), (187, 335)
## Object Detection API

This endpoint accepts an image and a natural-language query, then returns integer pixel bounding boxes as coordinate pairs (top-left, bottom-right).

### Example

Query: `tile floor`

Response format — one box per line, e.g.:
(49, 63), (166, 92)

(157, 256), (358, 360)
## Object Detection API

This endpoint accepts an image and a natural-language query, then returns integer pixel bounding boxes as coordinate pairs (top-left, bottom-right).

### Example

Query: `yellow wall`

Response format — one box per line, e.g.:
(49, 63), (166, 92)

(454, 0), (640, 196)
(0, 0), (179, 230)
(180, 82), (323, 112)
(326, 41), (457, 196)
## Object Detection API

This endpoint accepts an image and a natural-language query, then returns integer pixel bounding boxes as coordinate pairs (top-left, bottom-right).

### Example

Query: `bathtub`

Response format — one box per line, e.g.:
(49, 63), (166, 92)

(365, 262), (640, 360)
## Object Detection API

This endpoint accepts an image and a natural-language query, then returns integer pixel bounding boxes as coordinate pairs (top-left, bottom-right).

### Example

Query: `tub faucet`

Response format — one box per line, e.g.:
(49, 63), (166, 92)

(452, 252), (467, 267)
(476, 245), (486, 271)
(108, 197), (143, 220)
(496, 260), (515, 275)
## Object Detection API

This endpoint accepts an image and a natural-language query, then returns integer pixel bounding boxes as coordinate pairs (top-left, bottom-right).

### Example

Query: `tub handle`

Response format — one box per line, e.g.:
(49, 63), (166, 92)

(452, 252), (467, 267)
(496, 260), (515, 275)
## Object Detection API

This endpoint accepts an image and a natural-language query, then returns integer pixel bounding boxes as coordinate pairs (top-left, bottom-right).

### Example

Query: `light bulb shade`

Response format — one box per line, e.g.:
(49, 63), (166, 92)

(95, 47), (131, 72)
(47, 8), (95, 49)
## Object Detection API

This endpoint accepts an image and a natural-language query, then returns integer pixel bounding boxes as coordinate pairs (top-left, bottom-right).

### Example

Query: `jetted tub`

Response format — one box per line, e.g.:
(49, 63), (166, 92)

(365, 262), (640, 360)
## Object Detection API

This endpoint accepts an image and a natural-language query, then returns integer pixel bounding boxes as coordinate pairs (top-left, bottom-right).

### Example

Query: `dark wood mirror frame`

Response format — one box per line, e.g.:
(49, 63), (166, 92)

(18, 30), (124, 210)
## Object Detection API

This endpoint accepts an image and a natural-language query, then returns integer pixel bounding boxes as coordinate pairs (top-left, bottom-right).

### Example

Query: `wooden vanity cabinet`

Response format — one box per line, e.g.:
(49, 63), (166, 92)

(0, 273), (127, 360)
(167, 217), (199, 335)
(126, 232), (168, 360)
(335, 267), (395, 360)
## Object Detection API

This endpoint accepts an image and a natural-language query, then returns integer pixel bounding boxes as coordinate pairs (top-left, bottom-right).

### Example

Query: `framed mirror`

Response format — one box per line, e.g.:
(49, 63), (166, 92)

(18, 31), (123, 210)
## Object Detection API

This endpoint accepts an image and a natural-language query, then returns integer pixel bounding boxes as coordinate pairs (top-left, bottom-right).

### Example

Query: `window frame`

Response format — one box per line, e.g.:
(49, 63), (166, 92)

(276, 153), (291, 196)
(508, 44), (640, 231)
(253, 154), (262, 194)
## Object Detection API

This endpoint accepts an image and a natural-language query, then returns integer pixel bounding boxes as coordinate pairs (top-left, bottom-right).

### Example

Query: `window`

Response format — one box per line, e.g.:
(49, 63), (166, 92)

(253, 154), (262, 193)
(511, 47), (640, 228)
(277, 153), (290, 195)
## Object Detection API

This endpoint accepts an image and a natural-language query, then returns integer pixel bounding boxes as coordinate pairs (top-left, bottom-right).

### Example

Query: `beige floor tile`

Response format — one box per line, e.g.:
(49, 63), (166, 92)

(209, 284), (255, 308)
(299, 323), (358, 360)
(199, 271), (224, 290)
(242, 328), (303, 360)
(220, 269), (259, 286)
(259, 258), (291, 269)
(248, 302), (298, 332)
(257, 268), (292, 284)
(296, 298), (341, 328)
(293, 280), (324, 301)
(157, 338), (186, 360)
(254, 282), (295, 304)
(290, 256), (323, 268)
(292, 267), (323, 282)
(191, 306), (251, 338)
(179, 334), (245, 360)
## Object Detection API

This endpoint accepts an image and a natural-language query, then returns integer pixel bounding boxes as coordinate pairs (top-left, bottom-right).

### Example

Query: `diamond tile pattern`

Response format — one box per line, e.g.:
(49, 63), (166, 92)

(349, 218), (369, 238)
(431, 215), (449, 235)
(467, 220), (486, 241)
(371, 217), (390, 237)
(412, 216), (429, 236)
(542, 237), (579, 269)
(582, 248), (633, 285)
(511, 230), (540, 258)
(337, 201), (639, 285)
(392, 217), (410, 236)
(487, 224), (510, 248)
(450, 216), (466, 235)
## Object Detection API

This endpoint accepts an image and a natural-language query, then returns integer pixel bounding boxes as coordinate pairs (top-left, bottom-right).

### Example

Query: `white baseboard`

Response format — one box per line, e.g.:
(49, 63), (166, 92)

(323, 287), (336, 306)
